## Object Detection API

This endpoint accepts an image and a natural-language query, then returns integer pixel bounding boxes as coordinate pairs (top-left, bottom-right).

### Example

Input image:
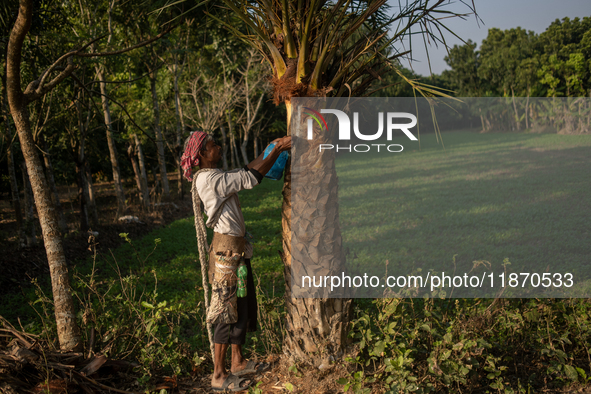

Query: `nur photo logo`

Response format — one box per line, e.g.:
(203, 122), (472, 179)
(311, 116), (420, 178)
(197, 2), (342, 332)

(303, 107), (419, 153)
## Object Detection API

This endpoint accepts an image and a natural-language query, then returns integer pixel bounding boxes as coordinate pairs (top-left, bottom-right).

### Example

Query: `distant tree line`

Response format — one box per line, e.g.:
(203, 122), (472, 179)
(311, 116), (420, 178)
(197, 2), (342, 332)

(371, 17), (591, 134)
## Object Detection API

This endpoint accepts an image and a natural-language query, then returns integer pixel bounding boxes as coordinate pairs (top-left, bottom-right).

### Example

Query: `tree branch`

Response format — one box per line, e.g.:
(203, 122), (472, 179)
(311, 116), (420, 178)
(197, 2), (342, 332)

(25, 57), (76, 102)
(75, 24), (177, 57)
(70, 71), (157, 145)
(33, 34), (108, 93)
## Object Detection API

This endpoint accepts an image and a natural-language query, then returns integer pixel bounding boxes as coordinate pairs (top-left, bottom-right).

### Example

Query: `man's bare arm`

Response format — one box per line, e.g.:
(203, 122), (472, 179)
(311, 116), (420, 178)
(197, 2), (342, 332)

(247, 136), (291, 177)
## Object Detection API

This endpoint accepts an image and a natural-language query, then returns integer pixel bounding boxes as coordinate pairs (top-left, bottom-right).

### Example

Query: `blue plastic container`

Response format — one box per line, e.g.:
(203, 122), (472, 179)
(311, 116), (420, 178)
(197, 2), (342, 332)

(263, 143), (289, 180)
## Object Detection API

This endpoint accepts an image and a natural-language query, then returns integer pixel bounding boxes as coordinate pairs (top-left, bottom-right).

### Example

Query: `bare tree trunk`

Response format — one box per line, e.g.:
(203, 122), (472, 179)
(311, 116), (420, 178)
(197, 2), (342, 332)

(21, 162), (37, 245)
(230, 130), (236, 168)
(42, 141), (68, 234)
(240, 131), (250, 165)
(173, 61), (185, 199)
(281, 101), (352, 365)
(151, 163), (161, 204)
(253, 130), (259, 158)
(7, 0), (82, 351)
(7, 135), (26, 247)
(227, 111), (239, 168)
(232, 133), (241, 168)
(85, 163), (99, 227)
(220, 124), (229, 171)
(134, 134), (150, 209)
(128, 143), (148, 209)
(96, 66), (126, 218)
(149, 70), (170, 199)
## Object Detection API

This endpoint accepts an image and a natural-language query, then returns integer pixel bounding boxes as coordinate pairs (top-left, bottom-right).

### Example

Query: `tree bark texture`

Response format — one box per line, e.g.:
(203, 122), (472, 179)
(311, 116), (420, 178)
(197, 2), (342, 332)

(149, 70), (170, 199)
(96, 66), (126, 218)
(128, 143), (148, 208)
(134, 134), (150, 209)
(281, 101), (352, 366)
(240, 133), (249, 165)
(7, 0), (82, 351)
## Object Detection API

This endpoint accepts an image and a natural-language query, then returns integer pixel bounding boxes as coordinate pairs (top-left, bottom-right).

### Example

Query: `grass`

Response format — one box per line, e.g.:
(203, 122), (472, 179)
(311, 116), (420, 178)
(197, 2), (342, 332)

(335, 131), (591, 297)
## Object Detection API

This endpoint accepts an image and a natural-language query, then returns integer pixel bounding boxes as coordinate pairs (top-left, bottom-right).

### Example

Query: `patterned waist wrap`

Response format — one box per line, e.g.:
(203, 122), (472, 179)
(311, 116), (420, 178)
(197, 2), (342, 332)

(209, 232), (246, 284)
(206, 232), (246, 325)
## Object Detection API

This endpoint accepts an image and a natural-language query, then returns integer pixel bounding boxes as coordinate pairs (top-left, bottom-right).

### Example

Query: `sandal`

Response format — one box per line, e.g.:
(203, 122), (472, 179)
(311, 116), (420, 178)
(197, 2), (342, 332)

(232, 359), (270, 376)
(212, 373), (252, 392)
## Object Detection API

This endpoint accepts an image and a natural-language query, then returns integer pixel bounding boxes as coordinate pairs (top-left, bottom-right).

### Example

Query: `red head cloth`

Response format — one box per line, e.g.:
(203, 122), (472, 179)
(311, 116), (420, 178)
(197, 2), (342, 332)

(181, 131), (208, 181)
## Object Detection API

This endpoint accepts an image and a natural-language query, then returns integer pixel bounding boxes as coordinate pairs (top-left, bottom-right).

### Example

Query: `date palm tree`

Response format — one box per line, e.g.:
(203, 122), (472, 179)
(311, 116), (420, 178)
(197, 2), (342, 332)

(208, 0), (474, 364)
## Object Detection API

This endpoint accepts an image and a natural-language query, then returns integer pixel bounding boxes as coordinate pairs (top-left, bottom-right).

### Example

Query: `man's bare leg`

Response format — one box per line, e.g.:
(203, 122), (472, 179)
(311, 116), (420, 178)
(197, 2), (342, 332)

(212, 343), (229, 388)
(212, 343), (250, 390)
(230, 344), (247, 373)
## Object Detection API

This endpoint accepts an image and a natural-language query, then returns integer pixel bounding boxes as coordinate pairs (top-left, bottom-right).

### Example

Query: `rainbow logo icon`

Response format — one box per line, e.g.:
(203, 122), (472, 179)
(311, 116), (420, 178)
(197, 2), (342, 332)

(303, 107), (328, 139)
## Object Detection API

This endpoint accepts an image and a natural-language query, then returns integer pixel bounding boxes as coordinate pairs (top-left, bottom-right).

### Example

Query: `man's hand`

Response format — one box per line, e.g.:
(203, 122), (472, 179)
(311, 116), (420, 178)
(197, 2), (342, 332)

(247, 135), (292, 177)
(271, 136), (291, 152)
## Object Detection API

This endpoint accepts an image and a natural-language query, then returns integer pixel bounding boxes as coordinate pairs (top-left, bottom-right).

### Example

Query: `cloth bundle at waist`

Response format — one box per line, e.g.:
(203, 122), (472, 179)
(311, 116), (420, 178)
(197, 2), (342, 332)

(208, 232), (246, 284)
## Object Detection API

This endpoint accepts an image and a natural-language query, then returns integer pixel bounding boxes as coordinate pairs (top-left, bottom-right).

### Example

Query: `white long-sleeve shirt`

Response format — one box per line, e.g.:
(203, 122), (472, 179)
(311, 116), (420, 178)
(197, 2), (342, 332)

(195, 168), (260, 237)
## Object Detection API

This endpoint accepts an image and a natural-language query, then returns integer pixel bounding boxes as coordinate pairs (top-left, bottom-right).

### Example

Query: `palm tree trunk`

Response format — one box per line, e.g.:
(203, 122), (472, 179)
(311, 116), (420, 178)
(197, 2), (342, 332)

(281, 100), (352, 366)
(96, 66), (126, 218)
(7, 0), (82, 352)
(149, 70), (170, 199)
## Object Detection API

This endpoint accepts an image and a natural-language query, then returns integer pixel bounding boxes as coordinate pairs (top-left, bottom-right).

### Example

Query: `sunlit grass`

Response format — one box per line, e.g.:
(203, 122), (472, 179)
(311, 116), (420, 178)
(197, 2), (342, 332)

(337, 131), (591, 295)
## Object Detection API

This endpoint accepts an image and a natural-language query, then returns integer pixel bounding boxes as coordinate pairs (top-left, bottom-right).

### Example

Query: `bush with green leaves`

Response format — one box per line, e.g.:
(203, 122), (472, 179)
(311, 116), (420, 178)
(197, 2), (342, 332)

(342, 297), (591, 393)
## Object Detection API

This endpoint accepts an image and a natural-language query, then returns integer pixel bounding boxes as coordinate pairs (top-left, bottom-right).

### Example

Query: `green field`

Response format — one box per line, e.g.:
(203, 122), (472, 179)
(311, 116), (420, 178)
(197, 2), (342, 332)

(335, 131), (591, 297)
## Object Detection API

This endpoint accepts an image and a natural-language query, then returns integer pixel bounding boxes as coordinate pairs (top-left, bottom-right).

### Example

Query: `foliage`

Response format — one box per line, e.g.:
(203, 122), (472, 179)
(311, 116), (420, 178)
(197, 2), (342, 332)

(342, 297), (591, 393)
(29, 233), (198, 387)
(441, 17), (591, 99)
(211, 0), (475, 101)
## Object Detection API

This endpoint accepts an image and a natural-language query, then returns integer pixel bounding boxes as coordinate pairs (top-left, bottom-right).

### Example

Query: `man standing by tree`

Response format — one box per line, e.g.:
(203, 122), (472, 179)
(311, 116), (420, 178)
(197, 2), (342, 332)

(181, 131), (291, 391)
